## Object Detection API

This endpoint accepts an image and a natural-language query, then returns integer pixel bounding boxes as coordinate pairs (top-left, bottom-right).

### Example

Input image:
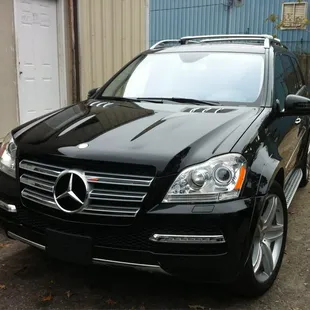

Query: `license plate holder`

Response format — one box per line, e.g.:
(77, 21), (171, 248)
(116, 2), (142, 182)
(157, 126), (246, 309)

(46, 229), (92, 265)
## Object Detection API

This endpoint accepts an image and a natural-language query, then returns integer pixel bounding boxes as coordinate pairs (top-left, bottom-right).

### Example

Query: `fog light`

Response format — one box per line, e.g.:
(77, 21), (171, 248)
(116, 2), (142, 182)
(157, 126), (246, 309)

(149, 234), (225, 244)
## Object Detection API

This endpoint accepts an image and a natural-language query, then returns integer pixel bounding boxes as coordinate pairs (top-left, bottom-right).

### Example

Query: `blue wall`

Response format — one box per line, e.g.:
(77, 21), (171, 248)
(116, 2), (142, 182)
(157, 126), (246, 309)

(150, 0), (310, 52)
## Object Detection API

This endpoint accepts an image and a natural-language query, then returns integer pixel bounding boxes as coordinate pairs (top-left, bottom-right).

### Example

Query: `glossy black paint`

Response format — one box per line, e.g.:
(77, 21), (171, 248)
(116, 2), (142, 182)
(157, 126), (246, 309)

(233, 48), (310, 197)
(1, 43), (310, 282)
(0, 192), (263, 282)
(12, 100), (262, 177)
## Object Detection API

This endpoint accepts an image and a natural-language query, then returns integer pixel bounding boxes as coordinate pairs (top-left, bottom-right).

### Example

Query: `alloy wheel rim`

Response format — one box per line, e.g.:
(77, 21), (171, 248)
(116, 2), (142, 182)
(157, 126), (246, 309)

(252, 194), (284, 283)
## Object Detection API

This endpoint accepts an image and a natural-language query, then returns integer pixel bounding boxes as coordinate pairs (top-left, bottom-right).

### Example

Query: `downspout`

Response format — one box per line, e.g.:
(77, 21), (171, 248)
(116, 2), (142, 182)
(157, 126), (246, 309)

(226, 0), (234, 34)
(69, 0), (80, 102)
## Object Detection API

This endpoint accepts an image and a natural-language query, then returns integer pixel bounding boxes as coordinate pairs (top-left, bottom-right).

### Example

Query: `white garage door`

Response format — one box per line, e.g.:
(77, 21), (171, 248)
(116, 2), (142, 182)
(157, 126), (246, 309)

(15, 0), (61, 124)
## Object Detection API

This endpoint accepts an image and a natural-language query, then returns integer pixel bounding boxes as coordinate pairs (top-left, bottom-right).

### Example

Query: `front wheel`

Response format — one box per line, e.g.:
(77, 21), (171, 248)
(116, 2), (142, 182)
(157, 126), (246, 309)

(234, 182), (288, 297)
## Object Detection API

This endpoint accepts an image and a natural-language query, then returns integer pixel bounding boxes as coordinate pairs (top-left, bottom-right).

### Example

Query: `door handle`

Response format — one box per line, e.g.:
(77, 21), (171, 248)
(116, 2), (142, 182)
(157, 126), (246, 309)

(295, 117), (301, 125)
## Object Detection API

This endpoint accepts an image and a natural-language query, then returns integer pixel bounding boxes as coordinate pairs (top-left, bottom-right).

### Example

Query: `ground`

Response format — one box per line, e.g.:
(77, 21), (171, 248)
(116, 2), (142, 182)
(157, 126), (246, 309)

(0, 186), (310, 310)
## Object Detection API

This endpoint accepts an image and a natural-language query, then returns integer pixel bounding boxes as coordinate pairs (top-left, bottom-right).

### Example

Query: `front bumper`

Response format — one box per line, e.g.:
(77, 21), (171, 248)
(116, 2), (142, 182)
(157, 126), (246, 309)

(0, 190), (264, 283)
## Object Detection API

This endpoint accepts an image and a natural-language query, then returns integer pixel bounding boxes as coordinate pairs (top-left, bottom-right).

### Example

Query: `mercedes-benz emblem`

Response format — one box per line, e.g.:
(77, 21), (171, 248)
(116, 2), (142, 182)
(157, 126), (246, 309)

(53, 170), (90, 214)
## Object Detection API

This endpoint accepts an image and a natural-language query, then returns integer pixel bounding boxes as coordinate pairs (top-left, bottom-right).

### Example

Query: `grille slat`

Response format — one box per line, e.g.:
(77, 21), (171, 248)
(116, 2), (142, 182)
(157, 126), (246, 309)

(85, 172), (153, 187)
(90, 189), (146, 202)
(85, 206), (140, 217)
(19, 160), (154, 218)
(20, 174), (54, 193)
(21, 188), (58, 209)
(19, 160), (63, 178)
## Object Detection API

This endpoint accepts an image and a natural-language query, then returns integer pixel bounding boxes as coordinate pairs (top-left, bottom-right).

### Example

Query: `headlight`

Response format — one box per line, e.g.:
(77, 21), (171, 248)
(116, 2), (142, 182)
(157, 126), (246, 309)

(162, 154), (246, 203)
(0, 132), (17, 178)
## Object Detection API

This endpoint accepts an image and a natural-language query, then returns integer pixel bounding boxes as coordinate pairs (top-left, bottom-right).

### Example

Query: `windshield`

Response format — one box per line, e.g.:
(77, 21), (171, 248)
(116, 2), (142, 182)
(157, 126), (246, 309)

(99, 52), (265, 105)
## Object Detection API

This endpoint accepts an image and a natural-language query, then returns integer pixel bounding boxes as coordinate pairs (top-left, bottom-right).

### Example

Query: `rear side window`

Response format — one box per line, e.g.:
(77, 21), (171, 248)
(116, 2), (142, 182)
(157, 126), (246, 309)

(280, 54), (299, 94)
(274, 55), (288, 109)
(291, 57), (304, 89)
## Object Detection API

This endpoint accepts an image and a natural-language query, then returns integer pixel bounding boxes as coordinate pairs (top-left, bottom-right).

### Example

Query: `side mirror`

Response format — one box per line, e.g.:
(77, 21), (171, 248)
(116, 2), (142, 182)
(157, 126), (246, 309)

(87, 87), (99, 99)
(284, 94), (310, 115)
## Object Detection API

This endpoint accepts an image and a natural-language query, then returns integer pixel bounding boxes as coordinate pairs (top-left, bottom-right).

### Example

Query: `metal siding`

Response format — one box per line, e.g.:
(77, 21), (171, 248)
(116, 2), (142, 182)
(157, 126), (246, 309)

(229, 0), (310, 52)
(150, 0), (228, 47)
(150, 0), (309, 52)
(78, 0), (147, 100)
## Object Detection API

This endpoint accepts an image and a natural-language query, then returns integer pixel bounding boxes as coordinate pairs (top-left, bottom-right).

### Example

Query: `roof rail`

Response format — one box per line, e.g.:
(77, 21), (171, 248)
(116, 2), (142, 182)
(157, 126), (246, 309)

(271, 38), (288, 49)
(150, 39), (180, 49)
(150, 34), (288, 50)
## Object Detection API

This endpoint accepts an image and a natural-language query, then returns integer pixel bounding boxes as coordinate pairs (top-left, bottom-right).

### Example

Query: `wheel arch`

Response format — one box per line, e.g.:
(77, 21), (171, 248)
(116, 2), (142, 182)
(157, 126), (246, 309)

(240, 154), (284, 265)
(241, 169), (286, 273)
(247, 153), (284, 197)
(273, 168), (284, 189)
(257, 163), (284, 196)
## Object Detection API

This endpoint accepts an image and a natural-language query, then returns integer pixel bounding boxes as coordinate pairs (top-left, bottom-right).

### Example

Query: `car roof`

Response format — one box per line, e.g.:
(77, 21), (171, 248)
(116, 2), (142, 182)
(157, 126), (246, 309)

(146, 42), (289, 55)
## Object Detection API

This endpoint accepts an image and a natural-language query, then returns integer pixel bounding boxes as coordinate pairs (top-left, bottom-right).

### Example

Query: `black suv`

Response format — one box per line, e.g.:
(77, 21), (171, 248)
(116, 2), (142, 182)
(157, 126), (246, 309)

(0, 34), (310, 297)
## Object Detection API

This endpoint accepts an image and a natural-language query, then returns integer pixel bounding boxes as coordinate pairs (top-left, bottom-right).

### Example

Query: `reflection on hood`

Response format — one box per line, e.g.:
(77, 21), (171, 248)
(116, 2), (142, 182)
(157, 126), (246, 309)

(17, 101), (155, 146)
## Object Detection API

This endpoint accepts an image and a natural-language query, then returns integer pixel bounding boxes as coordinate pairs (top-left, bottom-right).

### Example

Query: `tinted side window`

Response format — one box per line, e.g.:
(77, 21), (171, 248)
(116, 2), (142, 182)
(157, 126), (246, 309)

(280, 55), (299, 94)
(274, 55), (288, 109)
(291, 57), (304, 88)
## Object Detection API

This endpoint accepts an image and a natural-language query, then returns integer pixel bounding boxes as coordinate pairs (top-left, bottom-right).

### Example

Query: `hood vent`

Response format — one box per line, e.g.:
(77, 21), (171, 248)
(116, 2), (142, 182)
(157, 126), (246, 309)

(88, 101), (115, 108)
(183, 107), (236, 113)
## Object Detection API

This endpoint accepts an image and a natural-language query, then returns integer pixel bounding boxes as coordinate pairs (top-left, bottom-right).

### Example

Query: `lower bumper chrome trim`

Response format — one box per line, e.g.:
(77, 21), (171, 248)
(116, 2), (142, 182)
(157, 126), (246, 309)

(7, 231), (168, 274)
(0, 200), (17, 213)
(92, 258), (167, 274)
(7, 231), (46, 250)
(149, 234), (226, 244)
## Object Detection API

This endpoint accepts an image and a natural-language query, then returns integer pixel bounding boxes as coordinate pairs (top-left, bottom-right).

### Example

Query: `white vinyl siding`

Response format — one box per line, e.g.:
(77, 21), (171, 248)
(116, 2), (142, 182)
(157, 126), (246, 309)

(78, 0), (148, 100)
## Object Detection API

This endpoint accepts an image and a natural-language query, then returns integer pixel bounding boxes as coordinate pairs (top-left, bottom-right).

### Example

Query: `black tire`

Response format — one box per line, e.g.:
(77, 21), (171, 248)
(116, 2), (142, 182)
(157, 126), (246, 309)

(299, 141), (309, 188)
(234, 181), (288, 298)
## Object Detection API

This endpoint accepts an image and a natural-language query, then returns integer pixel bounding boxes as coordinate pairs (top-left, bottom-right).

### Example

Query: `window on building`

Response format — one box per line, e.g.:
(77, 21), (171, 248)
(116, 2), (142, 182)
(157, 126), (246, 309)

(281, 2), (308, 29)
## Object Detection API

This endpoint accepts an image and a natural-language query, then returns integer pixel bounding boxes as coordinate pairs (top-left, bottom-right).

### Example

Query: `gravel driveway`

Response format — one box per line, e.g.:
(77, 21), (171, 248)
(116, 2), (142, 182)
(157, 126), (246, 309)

(1, 186), (310, 310)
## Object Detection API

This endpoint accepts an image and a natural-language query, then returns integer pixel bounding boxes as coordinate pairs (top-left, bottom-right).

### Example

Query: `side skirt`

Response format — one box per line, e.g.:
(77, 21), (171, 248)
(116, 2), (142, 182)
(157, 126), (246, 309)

(284, 168), (303, 208)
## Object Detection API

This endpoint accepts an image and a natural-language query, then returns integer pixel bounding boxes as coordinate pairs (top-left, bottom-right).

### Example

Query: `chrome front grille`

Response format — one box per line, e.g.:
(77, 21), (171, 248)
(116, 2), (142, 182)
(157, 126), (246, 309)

(19, 160), (154, 217)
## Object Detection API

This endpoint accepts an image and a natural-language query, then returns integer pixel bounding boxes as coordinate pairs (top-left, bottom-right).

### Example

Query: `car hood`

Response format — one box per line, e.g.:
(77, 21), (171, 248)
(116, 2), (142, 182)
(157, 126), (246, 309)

(13, 100), (263, 176)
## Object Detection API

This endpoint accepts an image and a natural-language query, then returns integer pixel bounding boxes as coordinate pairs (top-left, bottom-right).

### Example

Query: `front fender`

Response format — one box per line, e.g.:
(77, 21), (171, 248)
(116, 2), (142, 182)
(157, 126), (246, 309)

(238, 156), (284, 270)
(242, 138), (284, 198)
(255, 158), (283, 196)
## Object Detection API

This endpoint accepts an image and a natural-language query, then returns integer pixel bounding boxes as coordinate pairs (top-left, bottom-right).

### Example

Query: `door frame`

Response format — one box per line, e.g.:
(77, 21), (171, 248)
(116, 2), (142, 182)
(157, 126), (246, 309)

(13, 0), (69, 124)
(145, 0), (150, 49)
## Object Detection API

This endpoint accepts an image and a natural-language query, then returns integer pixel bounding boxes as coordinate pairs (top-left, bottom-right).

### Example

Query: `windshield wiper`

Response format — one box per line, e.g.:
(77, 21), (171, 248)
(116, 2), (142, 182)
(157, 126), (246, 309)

(169, 97), (220, 106)
(99, 96), (140, 102)
(100, 96), (164, 104)
(137, 97), (220, 106)
(100, 96), (218, 105)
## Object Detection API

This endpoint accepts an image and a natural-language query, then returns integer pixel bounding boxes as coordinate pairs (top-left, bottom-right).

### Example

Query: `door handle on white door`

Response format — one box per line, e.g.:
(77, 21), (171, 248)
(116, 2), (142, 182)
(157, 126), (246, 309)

(295, 117), (301, 125)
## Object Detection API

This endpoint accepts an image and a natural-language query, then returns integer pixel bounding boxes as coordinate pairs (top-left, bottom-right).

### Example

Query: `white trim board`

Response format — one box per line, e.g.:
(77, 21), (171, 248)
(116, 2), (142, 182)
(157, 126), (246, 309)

(56, 0), (69, 108)
(145, 0), (150, 49)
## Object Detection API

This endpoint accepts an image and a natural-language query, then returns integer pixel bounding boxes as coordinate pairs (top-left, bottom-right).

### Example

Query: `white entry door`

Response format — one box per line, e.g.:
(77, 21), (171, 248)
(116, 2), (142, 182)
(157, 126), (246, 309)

(15, 0), (61, 124)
